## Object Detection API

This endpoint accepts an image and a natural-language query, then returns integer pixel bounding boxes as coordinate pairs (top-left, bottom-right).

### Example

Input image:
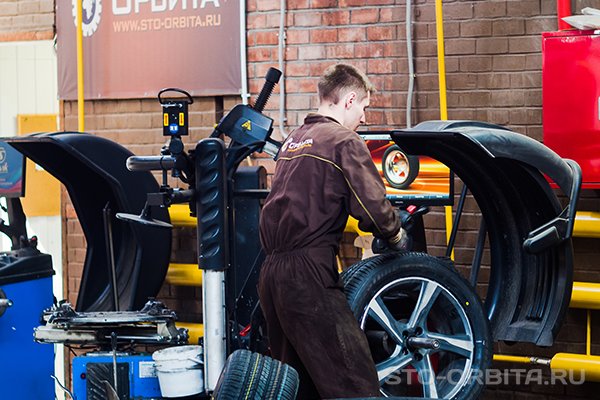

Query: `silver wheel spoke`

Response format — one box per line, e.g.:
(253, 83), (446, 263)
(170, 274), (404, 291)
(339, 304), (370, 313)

(389, 153), (409, 180)
(367, 296), (406, 344)
(397, 161), (408, 175)
(376, 351), (413, 384)
(407, 280), (441, 329)
(360, 276), (478, 400)
(427, 333), (474, 359)
(415, 354), (439, 399)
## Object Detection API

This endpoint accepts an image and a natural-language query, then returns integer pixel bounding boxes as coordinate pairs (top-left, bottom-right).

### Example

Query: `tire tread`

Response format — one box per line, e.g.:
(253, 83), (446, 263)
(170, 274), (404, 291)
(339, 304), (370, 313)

(212, 350), (299, 400)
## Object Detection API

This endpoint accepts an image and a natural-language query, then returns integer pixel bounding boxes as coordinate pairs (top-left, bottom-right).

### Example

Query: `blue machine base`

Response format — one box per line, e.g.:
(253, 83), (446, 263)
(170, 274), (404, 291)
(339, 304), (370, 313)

(0, 277), (54, 399)
(73, 353), (162, 399)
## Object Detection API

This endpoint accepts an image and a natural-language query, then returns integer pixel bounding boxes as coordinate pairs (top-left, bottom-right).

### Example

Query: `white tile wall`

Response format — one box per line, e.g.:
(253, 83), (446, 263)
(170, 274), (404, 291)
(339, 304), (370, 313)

(0, 40), (58, 136)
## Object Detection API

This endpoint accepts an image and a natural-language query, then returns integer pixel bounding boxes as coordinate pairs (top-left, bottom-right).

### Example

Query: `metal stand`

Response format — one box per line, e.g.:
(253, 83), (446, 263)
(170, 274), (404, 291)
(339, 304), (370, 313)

(202, 270), (226, 390)
(103, 204), (120, 311)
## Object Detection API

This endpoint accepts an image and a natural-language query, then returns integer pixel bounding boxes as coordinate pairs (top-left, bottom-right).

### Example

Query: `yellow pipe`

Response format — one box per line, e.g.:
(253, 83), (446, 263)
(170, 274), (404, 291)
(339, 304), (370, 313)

(587, 310), (592, 356)
(169, 204), (197, 227)
(434, 0), (454, 260)
(76, 0), (84, 132)
(493, 355), (549, 365)
(570, 281), (600, 310)
(551, 353), (600, 382)
(170, 204), (368, 237)
(573, 211), (600, 239)
(166, 263), (202, 287)
(495, 353), (600, 382)
(445, 205), (454, 261)
(177, 322), (204, 345)
(434, 0), (448, 120)
(167, 208), (365, 280)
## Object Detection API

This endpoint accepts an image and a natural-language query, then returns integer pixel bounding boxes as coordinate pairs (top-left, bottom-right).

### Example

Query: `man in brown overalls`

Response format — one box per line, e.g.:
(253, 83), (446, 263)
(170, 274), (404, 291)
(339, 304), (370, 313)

(259, 64), (408, 399)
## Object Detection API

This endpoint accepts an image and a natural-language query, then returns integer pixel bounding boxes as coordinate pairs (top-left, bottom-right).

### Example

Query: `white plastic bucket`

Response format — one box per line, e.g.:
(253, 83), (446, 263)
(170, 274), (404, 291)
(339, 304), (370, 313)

(152, 345), (204, 398)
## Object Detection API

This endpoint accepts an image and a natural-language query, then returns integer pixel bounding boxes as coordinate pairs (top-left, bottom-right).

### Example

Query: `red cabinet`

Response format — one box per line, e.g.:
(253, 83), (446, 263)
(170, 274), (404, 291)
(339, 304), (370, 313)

(543, 30), (600, 188)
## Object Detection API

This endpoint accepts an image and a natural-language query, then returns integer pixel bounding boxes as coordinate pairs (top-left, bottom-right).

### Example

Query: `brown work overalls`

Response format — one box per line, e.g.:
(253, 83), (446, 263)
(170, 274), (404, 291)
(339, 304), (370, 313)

(259, 114), (401, 399)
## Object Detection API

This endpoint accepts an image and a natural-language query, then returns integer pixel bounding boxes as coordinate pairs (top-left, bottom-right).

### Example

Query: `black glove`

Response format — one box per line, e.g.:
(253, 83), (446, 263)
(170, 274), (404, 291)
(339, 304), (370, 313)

(372, 228), (412, 254)
(397, 209), (415, 233)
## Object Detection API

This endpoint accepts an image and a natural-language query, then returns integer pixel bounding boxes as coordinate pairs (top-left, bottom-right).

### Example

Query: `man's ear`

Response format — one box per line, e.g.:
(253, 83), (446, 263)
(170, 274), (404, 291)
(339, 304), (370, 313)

(345, 91), (357, 109)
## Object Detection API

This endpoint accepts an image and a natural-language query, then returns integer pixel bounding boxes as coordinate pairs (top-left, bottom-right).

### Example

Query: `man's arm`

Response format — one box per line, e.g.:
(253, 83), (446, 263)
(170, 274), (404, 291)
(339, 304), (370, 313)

(338, 136), (401, 240)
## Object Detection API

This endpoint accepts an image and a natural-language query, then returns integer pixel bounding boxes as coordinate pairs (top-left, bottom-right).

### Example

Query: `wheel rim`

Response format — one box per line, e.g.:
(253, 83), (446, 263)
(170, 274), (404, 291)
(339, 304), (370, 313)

(360, 277), (475, 399)
(385, 150), (410, 185)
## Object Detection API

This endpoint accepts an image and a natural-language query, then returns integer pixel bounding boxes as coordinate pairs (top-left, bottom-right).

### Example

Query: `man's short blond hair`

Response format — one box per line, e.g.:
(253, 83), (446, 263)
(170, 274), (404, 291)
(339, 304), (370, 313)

(318, 64), (375, 104)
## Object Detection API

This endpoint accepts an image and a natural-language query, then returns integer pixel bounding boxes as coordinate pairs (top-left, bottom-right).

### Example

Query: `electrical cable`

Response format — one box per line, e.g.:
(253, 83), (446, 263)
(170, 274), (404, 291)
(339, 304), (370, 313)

(234, 249), (265, 307)
(278, 0), (289, 139)
(52, 375), (75, 399)
(406, 0), (415, 128)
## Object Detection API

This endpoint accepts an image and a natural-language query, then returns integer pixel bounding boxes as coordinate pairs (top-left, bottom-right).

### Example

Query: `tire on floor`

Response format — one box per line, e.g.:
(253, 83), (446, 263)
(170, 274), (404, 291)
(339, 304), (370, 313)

(212, 349), (299, 400)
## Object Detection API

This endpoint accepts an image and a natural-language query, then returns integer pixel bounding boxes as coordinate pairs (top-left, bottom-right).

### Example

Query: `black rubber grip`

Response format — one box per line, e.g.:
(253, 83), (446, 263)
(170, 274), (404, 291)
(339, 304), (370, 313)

(253, 68), (282, 113)
(126, 155), (176, 171)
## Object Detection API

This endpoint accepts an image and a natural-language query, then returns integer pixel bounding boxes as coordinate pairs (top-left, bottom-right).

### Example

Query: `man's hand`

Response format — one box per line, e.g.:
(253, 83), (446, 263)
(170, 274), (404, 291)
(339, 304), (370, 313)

(372, 228), (412, 254)
(388, 228), (411, 251)
(371, 206), (429, 254)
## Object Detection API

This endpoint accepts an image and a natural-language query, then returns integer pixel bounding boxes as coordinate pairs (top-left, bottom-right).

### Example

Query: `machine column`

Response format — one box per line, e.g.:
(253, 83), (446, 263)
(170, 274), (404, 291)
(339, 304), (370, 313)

(195, 138), (229, 392)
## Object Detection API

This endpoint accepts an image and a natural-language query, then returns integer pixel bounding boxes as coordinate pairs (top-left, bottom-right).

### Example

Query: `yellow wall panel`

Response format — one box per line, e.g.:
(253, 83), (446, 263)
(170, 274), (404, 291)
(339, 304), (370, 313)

(17, 114), (61, 217)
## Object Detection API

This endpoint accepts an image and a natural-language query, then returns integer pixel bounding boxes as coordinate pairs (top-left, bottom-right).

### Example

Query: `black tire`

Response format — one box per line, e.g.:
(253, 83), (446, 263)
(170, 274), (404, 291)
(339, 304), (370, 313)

(382, 145), (420, 189)
(342, 252), (492, 400)
(212, 349), (299, 400)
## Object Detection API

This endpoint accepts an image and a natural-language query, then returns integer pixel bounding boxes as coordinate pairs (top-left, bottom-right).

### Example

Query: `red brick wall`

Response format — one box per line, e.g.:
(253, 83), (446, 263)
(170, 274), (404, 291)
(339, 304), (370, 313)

(0, 0), (54, 41)
(247, 0), (555, 137)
